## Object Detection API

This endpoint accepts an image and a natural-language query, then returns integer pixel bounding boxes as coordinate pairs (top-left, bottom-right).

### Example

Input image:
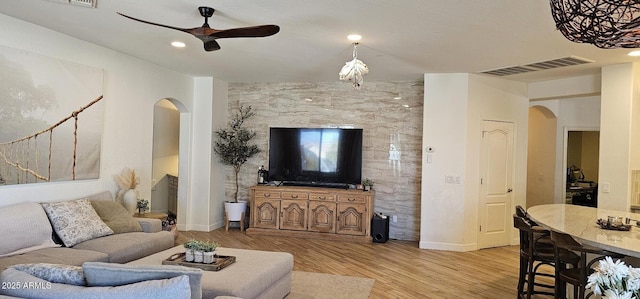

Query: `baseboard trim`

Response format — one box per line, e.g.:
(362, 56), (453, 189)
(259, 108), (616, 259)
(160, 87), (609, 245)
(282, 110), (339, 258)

(419, 241), (477, 252)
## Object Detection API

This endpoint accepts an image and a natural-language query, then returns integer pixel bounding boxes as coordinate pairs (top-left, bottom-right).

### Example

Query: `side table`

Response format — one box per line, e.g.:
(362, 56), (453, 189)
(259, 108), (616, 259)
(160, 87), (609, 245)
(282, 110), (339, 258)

(133, 212), (168, 221)
(134, 212), (177, 240)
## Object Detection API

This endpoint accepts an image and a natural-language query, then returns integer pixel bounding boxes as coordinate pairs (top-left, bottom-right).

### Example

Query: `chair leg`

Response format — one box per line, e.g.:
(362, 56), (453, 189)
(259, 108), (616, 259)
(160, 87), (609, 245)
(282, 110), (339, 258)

(517, 255), (527, 297)
(526, 259), (536, 299)
(224, 212), (229, 231)
(240, 212), (245, 232)
(555, 261), (564, 299)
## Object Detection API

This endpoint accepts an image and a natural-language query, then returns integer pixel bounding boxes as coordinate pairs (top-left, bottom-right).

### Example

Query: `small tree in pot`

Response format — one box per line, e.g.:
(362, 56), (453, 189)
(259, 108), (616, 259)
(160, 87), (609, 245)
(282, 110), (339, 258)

(213, 105), (260, 223)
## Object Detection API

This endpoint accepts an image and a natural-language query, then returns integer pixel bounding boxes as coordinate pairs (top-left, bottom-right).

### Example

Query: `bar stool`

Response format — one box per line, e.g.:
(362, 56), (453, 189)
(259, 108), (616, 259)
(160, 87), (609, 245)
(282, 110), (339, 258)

(550, 230), (625, 299)
(515, 205), (553, 247)
(514, 215), (575, 299)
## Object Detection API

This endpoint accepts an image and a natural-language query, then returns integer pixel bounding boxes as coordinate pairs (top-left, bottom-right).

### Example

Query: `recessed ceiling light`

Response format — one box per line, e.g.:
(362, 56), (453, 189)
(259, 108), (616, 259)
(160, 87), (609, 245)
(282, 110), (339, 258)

(403, 104), (410, 108)
(347, 34), (362, 41)
(629, 51), (640, 57)
(171, 41), (186, 48)
(304, 98), (313, 102)
(393, 96), (402, 100)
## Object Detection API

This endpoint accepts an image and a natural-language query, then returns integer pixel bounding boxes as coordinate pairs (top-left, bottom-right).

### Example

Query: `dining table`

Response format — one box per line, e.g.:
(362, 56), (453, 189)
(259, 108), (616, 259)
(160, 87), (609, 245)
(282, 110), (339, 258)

(527, 204), (640, 258)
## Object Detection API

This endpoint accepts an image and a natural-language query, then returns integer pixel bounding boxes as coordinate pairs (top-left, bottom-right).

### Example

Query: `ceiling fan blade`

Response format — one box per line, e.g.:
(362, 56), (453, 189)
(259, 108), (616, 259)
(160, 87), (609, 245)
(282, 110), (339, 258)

(197, 36), (222, 51)
(118, 12), (192, 34)
(211, 25), (280, 39)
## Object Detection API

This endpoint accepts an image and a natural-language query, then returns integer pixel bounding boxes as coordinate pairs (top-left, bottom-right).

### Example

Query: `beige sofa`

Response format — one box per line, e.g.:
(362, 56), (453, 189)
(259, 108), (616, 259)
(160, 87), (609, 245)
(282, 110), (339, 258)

(0, 191), (175, 272)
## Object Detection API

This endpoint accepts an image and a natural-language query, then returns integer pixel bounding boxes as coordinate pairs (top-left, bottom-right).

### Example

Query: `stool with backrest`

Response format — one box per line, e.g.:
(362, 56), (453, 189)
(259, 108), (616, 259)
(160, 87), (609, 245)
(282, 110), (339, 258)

(550, 230), (625, 299)
(514, 215), (577, 299)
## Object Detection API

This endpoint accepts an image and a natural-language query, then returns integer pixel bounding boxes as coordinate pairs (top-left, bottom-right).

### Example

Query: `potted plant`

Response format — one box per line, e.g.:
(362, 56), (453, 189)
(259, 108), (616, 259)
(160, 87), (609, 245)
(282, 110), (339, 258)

(183, 239), (198, 262)
(363, 178), (374, 191)
(136, 198), (149, 215)
(192, 241), (204, 263)
(202, 241), (219, 264)
(213, 105), (260, 223)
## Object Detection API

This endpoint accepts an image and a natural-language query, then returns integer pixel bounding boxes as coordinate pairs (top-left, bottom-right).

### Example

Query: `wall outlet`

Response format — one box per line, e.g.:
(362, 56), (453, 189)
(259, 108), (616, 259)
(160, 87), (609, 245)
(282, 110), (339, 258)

(392, 215), (398, 223)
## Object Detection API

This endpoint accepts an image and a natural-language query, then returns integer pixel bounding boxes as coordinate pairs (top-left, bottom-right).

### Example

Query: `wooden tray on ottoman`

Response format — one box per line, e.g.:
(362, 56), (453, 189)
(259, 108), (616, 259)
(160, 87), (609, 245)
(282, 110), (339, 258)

(162, 252), (236, 271)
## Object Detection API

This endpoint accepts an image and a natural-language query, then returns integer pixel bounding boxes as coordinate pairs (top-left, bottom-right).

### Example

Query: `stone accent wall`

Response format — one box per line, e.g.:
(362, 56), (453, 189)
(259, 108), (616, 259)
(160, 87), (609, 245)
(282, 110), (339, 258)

(225, 81), (423, 240)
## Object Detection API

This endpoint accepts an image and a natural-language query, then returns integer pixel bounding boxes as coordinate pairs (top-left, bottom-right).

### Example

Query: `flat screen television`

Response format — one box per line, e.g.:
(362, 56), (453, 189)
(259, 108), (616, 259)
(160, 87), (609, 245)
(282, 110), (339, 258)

(268, 127), (363, 188)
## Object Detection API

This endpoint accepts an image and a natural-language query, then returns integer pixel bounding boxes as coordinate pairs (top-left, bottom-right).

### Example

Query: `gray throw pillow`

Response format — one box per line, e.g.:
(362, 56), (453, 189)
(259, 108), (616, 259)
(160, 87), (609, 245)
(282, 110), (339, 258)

(0, 267), (191, 299)
(83, 262), (202, 299)
(40, 199), (114, 247)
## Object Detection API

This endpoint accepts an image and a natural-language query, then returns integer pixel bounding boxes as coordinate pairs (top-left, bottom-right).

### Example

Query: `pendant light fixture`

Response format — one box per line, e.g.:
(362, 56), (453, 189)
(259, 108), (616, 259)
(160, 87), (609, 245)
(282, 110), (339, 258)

(550, 0), (640, 48)
(339, 35), (369, 89)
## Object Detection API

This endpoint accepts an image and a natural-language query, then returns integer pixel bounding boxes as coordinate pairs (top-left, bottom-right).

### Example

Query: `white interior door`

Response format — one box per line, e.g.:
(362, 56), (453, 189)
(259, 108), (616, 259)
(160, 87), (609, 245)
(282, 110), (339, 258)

(478, 120), (514, 249)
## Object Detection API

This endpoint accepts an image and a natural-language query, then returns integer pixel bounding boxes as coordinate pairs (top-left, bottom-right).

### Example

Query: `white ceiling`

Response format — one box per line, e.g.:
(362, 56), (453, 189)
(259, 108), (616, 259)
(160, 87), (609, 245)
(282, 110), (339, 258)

(1, 0), (638, 83)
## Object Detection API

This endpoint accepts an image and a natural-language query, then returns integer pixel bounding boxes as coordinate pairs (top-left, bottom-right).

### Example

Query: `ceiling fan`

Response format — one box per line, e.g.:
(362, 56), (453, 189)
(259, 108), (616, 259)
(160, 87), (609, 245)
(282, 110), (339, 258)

(118, 6), (280, 52)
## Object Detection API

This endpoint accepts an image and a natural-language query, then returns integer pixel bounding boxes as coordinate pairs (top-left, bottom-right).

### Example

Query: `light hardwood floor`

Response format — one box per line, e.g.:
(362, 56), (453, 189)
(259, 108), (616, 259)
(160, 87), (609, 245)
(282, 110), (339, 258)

(177, 228), (551, 298)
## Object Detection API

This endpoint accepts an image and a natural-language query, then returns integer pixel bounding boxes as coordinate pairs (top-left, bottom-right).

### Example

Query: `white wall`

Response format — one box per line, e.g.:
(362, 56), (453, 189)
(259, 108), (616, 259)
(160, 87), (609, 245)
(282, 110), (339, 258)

(599, 63), (639, 211)
(0, 13), (191, 206)
(210, 79), (228, 229)
(532, 96), (601, 204)
(151, 101), (180, 213)
(420, 73), (528, 251)
(0, 13), (222, 232)
(527, 106), (557, 208)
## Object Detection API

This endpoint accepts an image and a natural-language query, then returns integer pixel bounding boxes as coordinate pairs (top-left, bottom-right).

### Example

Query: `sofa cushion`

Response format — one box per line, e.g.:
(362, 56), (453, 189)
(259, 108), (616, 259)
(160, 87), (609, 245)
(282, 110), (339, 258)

(41, 199), (114, 247)
(0, 202), (59, 257)
(11, 263), (85, 286)
(83, 262), (202, 299)
(72, 231), (174, 263)
(90, 200), (143, 234)
(0, 247), (109, 273)
(0, 267), (191, 299)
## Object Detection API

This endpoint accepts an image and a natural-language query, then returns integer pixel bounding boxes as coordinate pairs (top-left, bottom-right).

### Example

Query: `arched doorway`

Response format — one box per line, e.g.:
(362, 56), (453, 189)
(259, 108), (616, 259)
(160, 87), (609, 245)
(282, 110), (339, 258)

(151, 98), (190, 229)
(527, 106), (557, 208)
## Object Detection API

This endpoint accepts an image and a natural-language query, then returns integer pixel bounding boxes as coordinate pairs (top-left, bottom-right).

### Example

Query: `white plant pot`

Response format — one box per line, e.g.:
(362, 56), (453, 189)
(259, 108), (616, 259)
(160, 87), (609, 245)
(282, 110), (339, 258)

(122, 189), (138, 215)
(203, 252), (216, 264)
(224, 201), (247, 221)
(194, 250), (204, 263)
(184, 249), (194, 262)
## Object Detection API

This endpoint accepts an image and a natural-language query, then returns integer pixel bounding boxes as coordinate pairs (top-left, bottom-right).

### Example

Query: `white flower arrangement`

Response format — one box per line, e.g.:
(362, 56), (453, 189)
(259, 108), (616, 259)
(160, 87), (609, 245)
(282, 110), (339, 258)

(587, 256), (640, 299)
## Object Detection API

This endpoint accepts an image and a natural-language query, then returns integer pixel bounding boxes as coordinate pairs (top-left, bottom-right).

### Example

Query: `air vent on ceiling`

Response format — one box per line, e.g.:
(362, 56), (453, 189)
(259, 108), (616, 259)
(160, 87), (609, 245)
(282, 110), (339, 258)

(480, 56), (594, 77)
(47, 0), (96, 8)
(70, 0), (96, 8)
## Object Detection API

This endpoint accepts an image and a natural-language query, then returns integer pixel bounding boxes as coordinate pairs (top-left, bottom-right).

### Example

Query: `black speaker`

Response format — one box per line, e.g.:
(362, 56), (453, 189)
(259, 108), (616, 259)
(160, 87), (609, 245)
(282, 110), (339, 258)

(371, 213), (389, 243)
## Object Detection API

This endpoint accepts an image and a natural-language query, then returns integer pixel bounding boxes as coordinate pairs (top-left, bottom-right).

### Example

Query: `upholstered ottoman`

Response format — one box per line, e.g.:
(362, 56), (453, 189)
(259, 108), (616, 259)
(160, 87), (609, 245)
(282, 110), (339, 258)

(127, 245), (293, 299)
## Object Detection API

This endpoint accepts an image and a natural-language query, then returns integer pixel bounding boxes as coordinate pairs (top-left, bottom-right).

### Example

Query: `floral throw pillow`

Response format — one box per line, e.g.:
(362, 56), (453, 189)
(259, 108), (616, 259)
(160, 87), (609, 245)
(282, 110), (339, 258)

(41, 199), (114, 247)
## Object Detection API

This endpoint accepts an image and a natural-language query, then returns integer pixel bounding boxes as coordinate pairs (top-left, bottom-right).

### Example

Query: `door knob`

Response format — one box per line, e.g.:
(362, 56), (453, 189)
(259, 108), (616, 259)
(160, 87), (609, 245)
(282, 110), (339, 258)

(507, 188), (513, 193)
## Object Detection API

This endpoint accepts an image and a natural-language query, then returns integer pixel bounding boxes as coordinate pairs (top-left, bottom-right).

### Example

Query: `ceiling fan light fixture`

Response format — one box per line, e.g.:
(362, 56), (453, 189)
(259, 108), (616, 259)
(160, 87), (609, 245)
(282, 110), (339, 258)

(118, 7), (280, 52)
(171, 41), (186, 48)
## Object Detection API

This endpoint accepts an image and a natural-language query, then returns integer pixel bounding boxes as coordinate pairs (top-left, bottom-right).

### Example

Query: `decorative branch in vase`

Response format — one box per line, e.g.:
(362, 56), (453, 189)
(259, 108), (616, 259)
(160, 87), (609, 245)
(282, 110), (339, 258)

(113, 167), (140, 215)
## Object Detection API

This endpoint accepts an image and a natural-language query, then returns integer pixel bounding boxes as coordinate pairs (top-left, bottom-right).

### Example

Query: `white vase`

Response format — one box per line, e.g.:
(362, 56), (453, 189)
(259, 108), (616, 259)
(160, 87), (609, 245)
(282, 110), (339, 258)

(224, 200), (248, 221)
(203, 252), (215, 264)
(122, 189), (138, 215)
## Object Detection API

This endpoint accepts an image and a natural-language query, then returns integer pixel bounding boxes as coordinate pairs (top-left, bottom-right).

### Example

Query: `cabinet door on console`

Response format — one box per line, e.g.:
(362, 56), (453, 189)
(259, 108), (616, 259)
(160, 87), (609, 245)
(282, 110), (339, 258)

(253, 198), (281, 229)
(336, 193), (368, 235)
(280, 200), (308, 231)
(308, 201), (336, 233)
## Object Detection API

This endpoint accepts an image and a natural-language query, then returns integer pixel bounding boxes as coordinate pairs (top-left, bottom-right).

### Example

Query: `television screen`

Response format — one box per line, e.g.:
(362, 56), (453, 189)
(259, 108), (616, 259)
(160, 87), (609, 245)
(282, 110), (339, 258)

(268, 127), (363, 187)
